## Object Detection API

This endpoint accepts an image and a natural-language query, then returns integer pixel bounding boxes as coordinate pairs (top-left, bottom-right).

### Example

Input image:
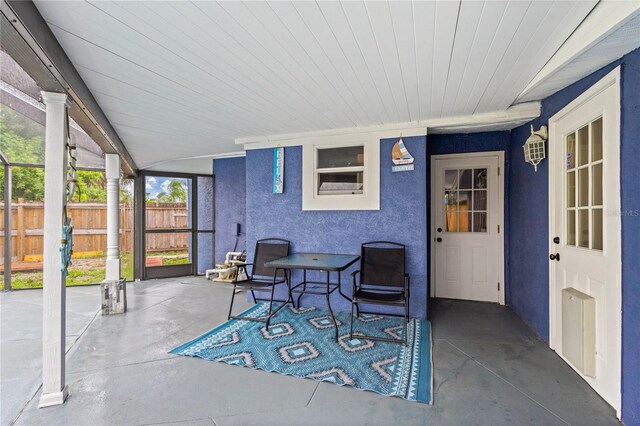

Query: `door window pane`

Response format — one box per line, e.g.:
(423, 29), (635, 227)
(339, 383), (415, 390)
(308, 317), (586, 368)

(459, 211), (471, 233)
(577, 125), (589, 166)
(459, 169), (473, 189)
(473, 212), (487, 233)
(567, 171), (575, 208)
(578, 168), (589, 207)
(564, 117), (605, 250)
(567, 211), (576, 246)
(443, 168), (489, 233)
(592, 209), (603, 251)
(445, 170), (459, 190)
(317, 172), (363, 195)
(473, 190), (487, 210)
(445, 210), (458, 232)
(592, 117), (603, 162)
(578, 210), (589, 248)
(457, 191), (472, 211)
(566, 133), (575, 169)
(592, 163), (603, 206)
(473, 169), (487, 189)
(317, 146), (364, 168)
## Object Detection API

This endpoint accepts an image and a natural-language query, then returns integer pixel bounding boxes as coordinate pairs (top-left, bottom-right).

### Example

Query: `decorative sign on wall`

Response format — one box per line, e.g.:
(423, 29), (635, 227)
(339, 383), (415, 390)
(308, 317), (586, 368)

(391, 137), (415, 172)
(273, 147), (284, 194)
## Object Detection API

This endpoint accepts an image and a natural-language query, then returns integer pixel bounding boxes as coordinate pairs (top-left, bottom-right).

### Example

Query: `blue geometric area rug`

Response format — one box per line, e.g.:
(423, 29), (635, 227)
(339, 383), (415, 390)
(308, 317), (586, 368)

(170, 303), (432, 404)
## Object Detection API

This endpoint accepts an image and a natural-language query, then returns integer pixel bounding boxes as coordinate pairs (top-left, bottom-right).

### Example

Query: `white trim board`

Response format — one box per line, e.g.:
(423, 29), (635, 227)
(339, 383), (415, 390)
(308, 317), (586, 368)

(429, 151), (506, 305)
(237, 102), (540, 151)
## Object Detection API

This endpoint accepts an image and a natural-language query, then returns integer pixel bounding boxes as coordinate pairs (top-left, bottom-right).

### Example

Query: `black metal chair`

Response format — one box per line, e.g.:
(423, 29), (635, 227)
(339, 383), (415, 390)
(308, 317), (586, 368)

(350, 241), (410, 345)
(227, 238), (290, 329)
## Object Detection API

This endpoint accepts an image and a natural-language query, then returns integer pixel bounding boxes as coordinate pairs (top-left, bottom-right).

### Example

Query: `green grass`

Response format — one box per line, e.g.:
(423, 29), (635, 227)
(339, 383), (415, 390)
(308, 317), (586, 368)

(145, 250), (190, 266)
(0, 251), (135, 290)
(162, 256), (189, 266)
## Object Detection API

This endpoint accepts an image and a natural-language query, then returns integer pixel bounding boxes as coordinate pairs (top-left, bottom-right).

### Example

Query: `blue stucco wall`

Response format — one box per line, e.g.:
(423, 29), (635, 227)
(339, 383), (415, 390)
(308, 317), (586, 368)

(429, 132), (511, 156)
(428, 132), (511, 301)
(196, 176), (214, 274)
(213, 157), (246, 264)
(508, 47), (640, 423)
(245, 136), (429, 318)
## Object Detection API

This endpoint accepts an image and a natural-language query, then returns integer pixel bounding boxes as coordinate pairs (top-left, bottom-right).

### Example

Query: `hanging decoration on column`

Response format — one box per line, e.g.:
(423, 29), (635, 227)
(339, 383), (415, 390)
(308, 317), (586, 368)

(60, 114), (77, 276)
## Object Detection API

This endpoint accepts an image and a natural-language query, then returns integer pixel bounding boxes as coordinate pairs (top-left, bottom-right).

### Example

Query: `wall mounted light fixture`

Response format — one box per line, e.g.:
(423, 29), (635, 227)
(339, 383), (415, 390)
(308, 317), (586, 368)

(523, 125), (548, 172)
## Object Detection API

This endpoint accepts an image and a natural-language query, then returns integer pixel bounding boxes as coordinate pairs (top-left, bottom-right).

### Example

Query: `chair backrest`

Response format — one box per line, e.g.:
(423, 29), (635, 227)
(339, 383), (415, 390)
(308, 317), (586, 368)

(360, 241), (405, 288)
(251, 238), (290, 278)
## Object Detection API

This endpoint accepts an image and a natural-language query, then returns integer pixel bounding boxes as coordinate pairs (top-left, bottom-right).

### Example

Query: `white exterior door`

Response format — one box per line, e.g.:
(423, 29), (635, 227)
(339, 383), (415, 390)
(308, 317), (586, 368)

(549, 68), (621, 415)
(432, 153), (504, 304)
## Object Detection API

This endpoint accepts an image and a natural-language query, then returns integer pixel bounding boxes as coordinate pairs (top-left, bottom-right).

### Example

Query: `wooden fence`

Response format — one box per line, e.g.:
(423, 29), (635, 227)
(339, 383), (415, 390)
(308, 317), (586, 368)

(0, 200), (188, 264)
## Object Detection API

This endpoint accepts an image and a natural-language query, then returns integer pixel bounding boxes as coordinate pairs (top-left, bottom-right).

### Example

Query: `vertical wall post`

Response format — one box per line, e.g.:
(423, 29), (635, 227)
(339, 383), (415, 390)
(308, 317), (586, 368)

(105, 154), (121, 281)
(39, 91), (70, 408)
(134, 173), (145, 280)
(3, 162), (11, 290)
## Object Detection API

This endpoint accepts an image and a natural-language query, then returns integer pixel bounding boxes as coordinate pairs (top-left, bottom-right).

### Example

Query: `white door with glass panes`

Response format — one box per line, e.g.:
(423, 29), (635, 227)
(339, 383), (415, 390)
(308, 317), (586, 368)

(432, 153), (504, 303)
(549, 68), (621, 415)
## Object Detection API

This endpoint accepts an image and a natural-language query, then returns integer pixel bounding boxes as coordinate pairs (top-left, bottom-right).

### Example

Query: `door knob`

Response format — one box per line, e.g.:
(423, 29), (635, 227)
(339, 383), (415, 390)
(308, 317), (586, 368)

(549, 253), (560, 261)
(436, 237), (443, 243)
(553, 236), (560, 244)
(437, 227), (443, 233)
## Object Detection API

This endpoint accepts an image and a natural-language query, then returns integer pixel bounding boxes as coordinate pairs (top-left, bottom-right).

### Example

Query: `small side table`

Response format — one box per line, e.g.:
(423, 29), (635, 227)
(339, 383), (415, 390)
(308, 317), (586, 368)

(265, 253), (359, 341)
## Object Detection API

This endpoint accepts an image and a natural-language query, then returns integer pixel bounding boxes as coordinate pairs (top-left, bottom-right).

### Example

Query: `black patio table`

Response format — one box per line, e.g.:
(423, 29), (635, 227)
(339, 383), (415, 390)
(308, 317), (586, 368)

(264, 253), (360, 341)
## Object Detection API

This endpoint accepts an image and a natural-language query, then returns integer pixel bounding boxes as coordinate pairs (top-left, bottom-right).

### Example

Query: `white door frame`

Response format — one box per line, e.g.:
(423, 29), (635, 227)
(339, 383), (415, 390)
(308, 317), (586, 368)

(548, 67), (622, 416)
(430, 151), (505, 305)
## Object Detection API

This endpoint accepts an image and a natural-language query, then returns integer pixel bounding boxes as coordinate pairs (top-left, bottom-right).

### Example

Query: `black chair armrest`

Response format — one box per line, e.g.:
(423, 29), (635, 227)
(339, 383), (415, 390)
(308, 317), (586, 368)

(351, 270), (360, 294)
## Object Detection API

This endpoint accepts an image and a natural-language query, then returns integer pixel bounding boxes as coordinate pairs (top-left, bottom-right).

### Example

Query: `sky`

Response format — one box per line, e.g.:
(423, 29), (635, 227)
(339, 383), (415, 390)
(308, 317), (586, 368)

(145, 176), (188, 199)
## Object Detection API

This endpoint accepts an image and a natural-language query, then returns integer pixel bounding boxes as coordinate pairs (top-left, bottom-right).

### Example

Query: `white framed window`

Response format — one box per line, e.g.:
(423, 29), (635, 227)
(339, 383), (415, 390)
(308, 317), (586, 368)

(302, 135), (380, 211)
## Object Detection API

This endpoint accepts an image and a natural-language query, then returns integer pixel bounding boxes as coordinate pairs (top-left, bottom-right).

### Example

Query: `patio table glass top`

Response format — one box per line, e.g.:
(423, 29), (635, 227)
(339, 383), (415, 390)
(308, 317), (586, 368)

(264, 253), (359, 271)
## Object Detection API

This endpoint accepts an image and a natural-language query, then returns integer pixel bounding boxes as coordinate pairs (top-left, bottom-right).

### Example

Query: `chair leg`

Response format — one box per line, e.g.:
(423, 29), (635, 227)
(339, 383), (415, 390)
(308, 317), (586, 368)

(404, 294), (409, 345)
(404, 303), (409, 346)
(227, 284), (237, 320)
(265, 284), (276, 331)
(350, 301), (355, 339)
(250, 290), (257, 304)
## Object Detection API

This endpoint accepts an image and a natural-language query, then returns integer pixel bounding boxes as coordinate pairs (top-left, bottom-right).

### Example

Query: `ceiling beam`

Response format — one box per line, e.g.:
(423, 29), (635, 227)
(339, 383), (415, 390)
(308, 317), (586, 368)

(238, 101), (540, 149)
(517, 1), (640, 103)
(0, 0), (137, 176)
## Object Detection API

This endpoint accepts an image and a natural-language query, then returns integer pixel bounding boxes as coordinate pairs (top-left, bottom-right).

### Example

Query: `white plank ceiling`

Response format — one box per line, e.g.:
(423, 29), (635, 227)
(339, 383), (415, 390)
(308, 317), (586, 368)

(33, 0), (600, 169)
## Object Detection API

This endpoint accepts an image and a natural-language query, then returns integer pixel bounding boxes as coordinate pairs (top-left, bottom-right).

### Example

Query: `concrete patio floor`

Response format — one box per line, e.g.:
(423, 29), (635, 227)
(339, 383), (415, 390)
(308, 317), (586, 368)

(2, 277), (619, 425)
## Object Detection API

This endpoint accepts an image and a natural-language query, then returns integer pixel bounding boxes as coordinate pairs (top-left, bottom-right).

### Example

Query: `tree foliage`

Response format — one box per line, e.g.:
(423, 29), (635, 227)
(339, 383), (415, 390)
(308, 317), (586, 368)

(0, 104), (45, 165)
(1, 104), (133, 203)
(153, 179), (187, 203)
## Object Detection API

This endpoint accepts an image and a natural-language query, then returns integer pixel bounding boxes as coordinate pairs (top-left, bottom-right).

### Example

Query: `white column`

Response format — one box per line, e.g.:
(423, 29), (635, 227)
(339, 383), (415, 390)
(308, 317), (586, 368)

(39, 91), (70, 408)
(105, 154), (121, 281)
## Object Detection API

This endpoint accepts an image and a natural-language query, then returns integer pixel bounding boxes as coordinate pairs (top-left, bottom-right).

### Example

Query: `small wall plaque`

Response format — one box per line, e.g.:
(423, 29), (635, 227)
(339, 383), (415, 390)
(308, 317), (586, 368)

(392, 164), (415, 172)
(273, 147), (284, 194)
